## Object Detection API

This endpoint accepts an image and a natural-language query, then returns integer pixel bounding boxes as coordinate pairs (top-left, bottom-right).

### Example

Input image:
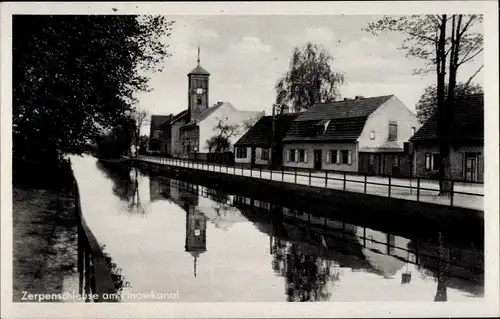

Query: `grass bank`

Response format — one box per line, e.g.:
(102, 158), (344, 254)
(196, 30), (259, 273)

(12, 180), (78, 302)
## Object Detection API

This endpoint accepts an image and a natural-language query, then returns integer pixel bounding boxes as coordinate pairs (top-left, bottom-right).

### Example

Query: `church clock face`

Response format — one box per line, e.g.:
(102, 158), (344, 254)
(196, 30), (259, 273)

(196, 88), (203, 94)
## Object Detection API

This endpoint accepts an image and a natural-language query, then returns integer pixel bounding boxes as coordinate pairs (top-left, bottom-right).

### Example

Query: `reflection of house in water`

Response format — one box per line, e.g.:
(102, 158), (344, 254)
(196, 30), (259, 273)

(149, 178), (171, 202)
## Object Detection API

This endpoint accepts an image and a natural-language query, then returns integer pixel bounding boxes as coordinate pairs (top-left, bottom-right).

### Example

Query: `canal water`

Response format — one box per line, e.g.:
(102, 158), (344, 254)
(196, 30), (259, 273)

(70, 155), (484, 302)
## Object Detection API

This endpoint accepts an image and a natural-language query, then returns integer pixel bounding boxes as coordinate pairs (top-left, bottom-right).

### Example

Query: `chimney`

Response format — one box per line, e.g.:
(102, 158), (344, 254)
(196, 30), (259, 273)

(343, 97), (352, 101)
(355, 95), (365, 100)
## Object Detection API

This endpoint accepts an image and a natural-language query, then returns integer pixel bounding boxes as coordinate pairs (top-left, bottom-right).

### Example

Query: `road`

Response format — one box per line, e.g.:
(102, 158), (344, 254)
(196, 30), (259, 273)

(136, 155), (484, 211)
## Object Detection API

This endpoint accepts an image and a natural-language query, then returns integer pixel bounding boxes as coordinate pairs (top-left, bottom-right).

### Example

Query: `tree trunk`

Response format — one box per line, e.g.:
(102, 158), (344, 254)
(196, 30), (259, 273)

(434, 232), (448, 302)
(436, 15), (450, 195)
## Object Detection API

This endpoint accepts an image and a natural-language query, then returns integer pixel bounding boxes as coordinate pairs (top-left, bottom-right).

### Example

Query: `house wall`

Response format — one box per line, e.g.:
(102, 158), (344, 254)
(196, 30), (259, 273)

(171, 120), (186, 157)
(282, 142), (358, 172)
(359, 152), (412, 177)
(199, 103), (263, 153)
(414, 144), (484, 182)
(358, 96), (421, 150)
(181, 126), (200, 154)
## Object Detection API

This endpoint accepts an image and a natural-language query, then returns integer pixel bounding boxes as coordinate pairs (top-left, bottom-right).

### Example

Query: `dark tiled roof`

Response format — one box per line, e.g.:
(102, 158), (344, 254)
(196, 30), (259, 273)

(150, 115), (172, 129)
(282, 95), (394, 142)
(283, 116), (369, 142)
(294, 95), (394, 122)
(169, 110), (189, 125)
(410, 94), (484, 143)
(235, 113), (299, 147)
(188, 64), (210, 76)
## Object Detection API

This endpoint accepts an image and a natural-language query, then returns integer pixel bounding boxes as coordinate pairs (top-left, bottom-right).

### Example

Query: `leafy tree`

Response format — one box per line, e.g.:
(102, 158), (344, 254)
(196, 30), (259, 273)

(13, 15), (173, 181)
(365, 15), (483, 194)
(416, 82), (483, 123)
(275, 42), (345, 113)
(206, 117), (240, 153)
(95, 115), (136, 159)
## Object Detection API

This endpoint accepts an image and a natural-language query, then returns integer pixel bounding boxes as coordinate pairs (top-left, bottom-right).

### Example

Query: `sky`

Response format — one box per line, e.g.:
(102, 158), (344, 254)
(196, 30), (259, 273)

(135, 15), (484, 130)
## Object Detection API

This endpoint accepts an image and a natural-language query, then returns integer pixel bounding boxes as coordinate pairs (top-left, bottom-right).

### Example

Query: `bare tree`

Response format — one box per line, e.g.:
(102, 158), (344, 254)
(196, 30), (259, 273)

(131, 108), (149, 157)
(206, 117), (240, 153)
(365, 14), (483, 194)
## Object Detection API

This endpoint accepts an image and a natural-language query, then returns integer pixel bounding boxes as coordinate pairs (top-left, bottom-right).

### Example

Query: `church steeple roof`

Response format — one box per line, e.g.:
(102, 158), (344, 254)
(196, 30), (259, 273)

(188, 45), (210, 76)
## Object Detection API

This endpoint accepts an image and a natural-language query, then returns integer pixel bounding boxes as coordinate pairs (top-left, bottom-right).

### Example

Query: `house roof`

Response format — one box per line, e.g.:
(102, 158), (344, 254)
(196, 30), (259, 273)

(294, 95), (394, 122)
(182, 102), (227, 128)
(150, 115), (172, 130)
(234, 113), (300, 147)
(188, 64), (210, 76)
(410, 94), (484, 143)
(283, 95), (394, 143)
(168, 109), (189, 126)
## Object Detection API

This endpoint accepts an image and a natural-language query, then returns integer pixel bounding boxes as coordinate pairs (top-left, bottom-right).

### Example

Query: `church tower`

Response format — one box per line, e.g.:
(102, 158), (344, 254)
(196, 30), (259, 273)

(187, 46), (210, 121)
(184, 203), (207, 278)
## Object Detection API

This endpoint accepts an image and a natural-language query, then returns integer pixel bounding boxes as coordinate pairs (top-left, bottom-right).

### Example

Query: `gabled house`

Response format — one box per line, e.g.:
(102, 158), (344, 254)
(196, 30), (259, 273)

(234, 113), (299, 168)
(281, 95), (421, 177)
(180, 102), (263, 156)
(409, 94), (484, 182)
(149, 115), (172, 153)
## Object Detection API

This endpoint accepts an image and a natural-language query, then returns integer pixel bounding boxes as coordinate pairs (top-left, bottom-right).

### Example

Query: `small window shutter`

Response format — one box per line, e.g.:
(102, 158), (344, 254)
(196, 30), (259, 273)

(304, 150), (308, 163)
(256, 147), (261, 159)
(348, 151), (352, 165)
(295, 150), (299, 162)
(430, 153), (434, 170)
(336, 151), (341, 164)
(286, 150), (290, 162)
(326, 151), (331, 163)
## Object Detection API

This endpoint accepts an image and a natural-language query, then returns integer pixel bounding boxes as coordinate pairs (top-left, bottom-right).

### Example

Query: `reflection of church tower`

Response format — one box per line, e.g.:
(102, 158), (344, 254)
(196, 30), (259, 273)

(187, 46), (210, 122)
(184, 203), (207, 278)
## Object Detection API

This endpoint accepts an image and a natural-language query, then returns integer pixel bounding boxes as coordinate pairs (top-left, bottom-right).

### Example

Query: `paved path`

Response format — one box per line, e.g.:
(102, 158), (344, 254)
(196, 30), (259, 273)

(134, 155), (484, 211)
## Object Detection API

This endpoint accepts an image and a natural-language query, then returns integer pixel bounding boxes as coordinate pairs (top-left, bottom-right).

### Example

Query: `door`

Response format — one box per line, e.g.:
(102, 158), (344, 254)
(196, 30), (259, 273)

(465, 153), (477, 182)
(314, 150), (322, 170)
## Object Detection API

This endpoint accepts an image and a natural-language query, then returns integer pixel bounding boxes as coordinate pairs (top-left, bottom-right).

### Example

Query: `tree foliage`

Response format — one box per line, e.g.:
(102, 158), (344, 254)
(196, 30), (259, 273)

(13, 15), (174, 168)
(95, 115), (136, 159)
(416, 82), (483, 123)
(275, 42), (345, 113)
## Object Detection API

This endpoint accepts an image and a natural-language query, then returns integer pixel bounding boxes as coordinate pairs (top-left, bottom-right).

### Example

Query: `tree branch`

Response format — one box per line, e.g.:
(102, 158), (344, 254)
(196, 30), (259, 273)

(464, 65), (484, 88)
(458, 47), (483, 66)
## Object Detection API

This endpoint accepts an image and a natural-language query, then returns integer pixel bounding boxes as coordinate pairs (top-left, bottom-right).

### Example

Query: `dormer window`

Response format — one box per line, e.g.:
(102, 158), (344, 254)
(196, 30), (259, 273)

(314, 120), (331, 136)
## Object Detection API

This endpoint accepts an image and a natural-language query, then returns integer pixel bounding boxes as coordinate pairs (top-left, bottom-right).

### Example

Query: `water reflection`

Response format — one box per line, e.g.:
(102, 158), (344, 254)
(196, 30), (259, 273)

(80, 157), (484, 302)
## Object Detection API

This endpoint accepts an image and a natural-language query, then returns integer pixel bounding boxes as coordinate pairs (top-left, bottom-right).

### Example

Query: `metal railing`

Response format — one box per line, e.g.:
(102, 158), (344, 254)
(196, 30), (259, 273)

(133, 154), (484, 210)
(73, 177), (119, 302)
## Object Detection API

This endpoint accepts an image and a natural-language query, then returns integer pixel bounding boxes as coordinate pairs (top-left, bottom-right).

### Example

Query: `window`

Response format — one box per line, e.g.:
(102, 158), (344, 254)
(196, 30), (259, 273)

(370, 131), (375, 140)
(236, 147), (247, 159)
(153, 130), (161, 139)
(432, 153), (440, 170)
(288, 149), (297, 162)
(299, 150), (305, 162)
(425, 153), (431, 170)
(411, 126), (416, 135)
(261, 148), (269, 160)
(197, 96), (202, 105)
(341, 150), (352, 165)
(327, 150), (338, 164)
(388, 122), (398, 141)
(393, 155), (400, 167)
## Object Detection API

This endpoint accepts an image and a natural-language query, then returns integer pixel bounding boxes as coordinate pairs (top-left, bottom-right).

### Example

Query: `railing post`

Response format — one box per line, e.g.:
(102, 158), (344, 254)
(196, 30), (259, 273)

(417, 177), (420, 202)
(282, 167), (284, 182)
(388, 176), (392, 198)
(450, 180), (455, 206)
(325, 171), (328, 188)
(250, 166), (253, 177)
(309, 169), (311, 186)
(294, 167), (297, 184)
(343, 172), (346, 190)
(260, 166), (262, 179)
(270, 168), (273, 181)
(364, 175), (367, 194)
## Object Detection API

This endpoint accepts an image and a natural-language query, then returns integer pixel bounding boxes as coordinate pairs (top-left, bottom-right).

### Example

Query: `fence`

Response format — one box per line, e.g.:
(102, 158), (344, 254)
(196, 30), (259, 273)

(135, 154), (484, 210)
(73, 176), (118, 302)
